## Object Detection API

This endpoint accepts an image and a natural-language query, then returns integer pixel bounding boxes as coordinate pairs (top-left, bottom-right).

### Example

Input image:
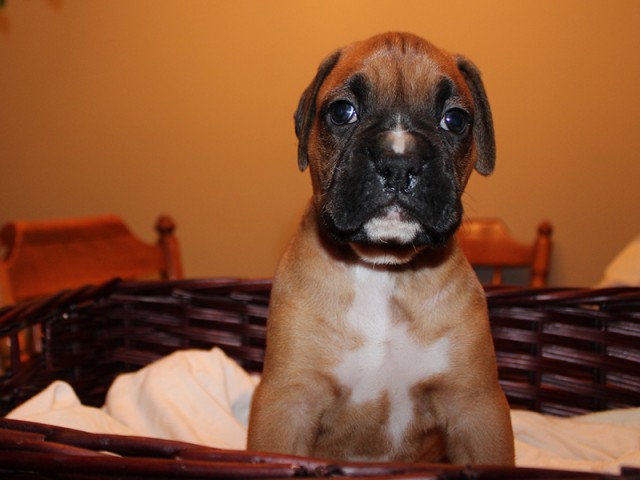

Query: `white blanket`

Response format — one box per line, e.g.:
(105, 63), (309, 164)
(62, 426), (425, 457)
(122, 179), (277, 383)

(7, 348), (640, 473)
(597, 233), (640, 287)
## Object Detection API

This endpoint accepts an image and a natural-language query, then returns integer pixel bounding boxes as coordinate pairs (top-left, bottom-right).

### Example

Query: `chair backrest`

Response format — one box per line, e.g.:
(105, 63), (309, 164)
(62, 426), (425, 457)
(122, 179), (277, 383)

(457, 218), (553, 287)
(0, 214), (183, 305)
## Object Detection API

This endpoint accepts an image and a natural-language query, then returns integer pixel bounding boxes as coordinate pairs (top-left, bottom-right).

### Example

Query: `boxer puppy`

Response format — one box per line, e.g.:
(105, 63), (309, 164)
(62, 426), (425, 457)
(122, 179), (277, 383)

(248, 32), (514, 465)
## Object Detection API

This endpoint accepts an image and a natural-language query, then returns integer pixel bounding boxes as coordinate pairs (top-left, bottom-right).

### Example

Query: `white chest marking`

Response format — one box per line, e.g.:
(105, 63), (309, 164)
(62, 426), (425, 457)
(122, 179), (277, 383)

(333, 267), (451, 448)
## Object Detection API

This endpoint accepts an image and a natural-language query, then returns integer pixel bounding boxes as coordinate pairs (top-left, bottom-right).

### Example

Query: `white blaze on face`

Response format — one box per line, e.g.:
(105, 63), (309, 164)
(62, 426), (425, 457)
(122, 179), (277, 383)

(333, 267), (451, 452)
(390, 126), (409, 155)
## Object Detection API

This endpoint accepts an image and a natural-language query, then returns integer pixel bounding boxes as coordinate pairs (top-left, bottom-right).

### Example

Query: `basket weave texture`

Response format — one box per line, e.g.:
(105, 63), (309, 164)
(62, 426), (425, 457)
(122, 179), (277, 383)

(0, 278), (639, 479)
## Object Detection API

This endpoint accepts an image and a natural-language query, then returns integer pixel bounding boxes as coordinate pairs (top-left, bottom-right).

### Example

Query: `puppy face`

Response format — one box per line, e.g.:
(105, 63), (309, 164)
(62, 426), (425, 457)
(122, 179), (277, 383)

(295, 33), (495, 264)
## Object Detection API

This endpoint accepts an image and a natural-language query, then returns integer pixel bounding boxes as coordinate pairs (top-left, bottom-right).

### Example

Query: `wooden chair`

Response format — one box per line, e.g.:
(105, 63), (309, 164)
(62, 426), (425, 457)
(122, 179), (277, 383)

(457, 218), (553, 287)
(0, 214), (183, 305)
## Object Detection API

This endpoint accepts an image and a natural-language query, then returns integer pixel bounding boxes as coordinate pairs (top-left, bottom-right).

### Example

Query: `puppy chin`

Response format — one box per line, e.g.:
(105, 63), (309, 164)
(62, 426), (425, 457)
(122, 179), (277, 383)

(363, 207), (421, 244)
(350, 242), (425, 265)
(349, 208), (425, 265)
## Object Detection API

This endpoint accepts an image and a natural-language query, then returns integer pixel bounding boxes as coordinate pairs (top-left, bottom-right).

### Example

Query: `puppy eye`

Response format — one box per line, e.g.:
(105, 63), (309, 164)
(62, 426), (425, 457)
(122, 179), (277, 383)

(439, 109), (469, 134)
(329, 101), (358, 125)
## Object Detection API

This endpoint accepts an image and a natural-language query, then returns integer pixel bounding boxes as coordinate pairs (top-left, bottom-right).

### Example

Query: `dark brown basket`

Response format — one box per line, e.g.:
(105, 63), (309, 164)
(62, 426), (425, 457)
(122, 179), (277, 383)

(486, 286), (640, 416)
(0, 278), (639, 479)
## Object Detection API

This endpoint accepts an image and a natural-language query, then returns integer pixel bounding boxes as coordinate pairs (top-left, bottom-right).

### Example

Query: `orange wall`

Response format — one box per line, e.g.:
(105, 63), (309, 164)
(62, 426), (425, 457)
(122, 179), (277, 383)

(1, 1), (639, 286)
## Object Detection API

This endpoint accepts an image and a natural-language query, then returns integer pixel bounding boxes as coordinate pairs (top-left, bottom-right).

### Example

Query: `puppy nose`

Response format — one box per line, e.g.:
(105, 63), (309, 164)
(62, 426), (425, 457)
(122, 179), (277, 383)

(375, 154), (422, 193)
(373, 130), (422, 193)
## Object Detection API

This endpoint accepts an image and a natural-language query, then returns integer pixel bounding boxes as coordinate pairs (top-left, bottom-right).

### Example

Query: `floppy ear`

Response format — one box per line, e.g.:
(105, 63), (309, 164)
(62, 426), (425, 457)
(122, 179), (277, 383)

(294, 50), (341, 171)
(456, 56), (496, 175)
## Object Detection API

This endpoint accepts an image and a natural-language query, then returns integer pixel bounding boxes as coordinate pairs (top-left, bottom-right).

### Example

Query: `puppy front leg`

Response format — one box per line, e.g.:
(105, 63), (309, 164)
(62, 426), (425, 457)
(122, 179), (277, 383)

(444, 390), (515, 465)
(247, 376), (331, 456)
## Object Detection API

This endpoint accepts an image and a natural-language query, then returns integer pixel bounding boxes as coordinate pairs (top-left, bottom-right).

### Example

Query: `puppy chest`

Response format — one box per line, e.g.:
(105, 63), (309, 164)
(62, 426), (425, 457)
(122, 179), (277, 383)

(330, 268), (451, 450)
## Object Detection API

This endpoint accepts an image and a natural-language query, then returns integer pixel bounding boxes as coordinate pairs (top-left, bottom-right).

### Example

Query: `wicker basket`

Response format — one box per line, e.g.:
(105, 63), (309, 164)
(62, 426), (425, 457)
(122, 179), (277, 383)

(0, 278), (639, 479)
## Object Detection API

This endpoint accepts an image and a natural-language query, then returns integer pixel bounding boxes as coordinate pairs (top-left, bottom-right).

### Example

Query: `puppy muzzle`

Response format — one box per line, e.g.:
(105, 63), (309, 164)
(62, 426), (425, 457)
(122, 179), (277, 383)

(319, 128), (462, 251)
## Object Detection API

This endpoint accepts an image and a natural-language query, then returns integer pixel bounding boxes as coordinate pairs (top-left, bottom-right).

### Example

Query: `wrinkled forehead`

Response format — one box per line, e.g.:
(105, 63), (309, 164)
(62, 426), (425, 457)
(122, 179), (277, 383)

(318, 35), (469, 107)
